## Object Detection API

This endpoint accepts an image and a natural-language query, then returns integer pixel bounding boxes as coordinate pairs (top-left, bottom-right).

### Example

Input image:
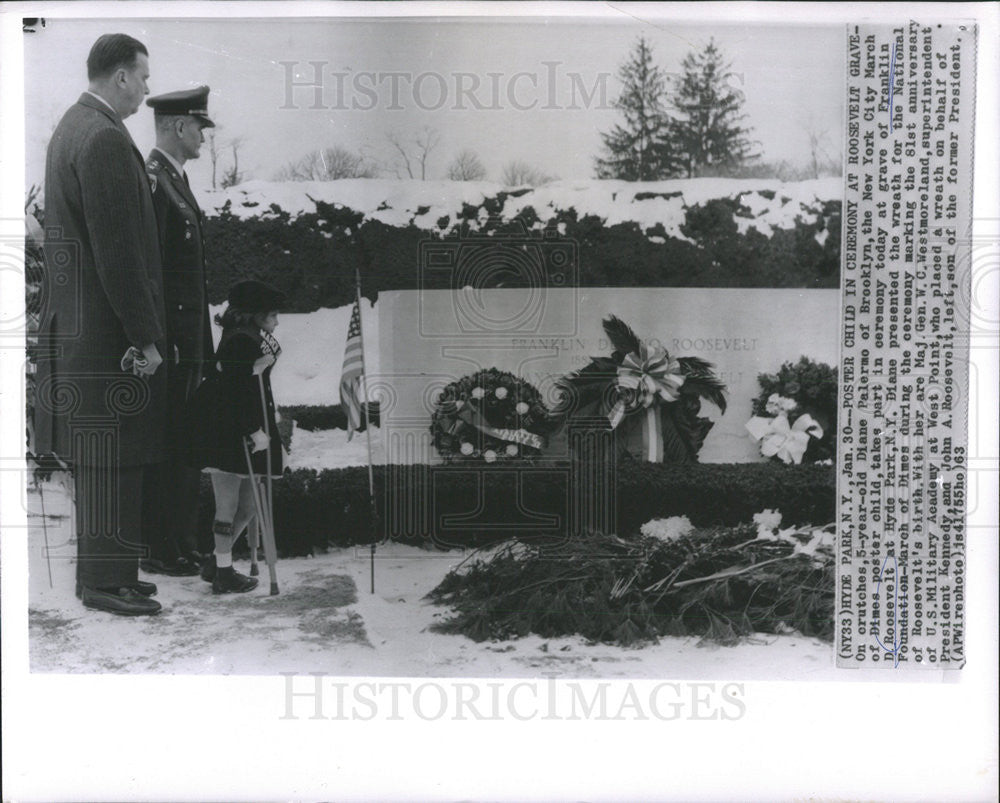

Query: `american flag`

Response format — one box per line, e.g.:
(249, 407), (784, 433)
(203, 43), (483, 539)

(340, 300), (364, 440)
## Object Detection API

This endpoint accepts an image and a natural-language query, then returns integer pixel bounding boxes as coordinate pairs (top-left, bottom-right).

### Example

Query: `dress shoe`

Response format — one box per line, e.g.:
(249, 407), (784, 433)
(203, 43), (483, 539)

(200, 555), (217, 583)
(76, 580), (157, 598)
(80, 586), (162, 616)
(185, 550), (210, 568)
(212, 566), (258, 594)
(130, 579), (158, 596)
(140, 557), (200, 577)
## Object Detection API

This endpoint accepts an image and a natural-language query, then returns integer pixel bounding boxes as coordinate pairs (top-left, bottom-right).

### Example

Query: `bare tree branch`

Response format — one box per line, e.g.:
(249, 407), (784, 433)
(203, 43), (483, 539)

(800, 114), (838, 179)
(414, 126), (441, 180)
(206, 128), (221, 189)
(274, 145), (378, 181)
(386, 130), (415, 179)
(386, 126), (440, 180)
(220, 135), (246, 188)
(446, 149), (487, 181)
(500, 160), (556, 187)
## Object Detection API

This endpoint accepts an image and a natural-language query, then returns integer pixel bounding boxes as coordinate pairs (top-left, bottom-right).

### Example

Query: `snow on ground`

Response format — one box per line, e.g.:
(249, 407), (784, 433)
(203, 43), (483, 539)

(196, 177), (841, 242)
(27, 480), (836, 678)
(286, 424), (384, 470)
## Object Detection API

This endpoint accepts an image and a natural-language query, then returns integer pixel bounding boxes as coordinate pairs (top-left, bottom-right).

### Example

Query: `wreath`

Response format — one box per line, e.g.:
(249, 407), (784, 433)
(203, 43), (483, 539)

(747, 356), (838, 463)
(431, 368), (555, 463)
(556, 316), (728, 463)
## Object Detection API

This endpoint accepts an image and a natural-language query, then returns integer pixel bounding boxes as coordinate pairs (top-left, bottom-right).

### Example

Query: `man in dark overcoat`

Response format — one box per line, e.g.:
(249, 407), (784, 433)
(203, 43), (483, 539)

(34, 33), (167, 616)
(140, 87), (216, 577)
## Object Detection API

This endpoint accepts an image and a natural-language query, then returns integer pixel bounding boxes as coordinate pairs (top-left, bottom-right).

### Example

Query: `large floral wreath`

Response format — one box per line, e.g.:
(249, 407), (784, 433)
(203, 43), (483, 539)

(556, 316), (728, 463)
(746, 356), (837, 464)
(431, 368), (556, 463)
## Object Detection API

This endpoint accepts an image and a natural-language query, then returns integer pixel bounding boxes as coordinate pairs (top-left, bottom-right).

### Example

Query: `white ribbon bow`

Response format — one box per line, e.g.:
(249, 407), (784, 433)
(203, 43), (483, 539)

(607, 344), (685, 429)
(746, 412), (823, 465)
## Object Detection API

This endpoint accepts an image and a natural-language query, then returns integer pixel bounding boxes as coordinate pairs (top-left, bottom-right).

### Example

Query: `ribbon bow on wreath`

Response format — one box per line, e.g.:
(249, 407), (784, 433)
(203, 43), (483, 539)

(606, 344), (688, 461)
(608, 344), (687, 427)
(557, 316), (727, 463)
(745, 411), (824, 465)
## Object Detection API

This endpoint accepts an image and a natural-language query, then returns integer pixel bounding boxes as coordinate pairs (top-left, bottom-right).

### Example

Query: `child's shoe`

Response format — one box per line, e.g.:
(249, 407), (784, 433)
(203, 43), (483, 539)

(212, 565), (258, 594)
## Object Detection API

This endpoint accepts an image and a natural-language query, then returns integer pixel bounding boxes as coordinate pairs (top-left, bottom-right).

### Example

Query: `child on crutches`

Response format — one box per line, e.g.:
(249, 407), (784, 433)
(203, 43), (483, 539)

(182, 280), (284, 594)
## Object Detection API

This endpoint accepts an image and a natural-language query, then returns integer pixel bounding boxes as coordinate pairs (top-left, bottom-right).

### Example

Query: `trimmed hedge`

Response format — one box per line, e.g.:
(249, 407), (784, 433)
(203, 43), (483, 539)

(280, 403), (380, 432)
(202, 194), (841, 311)
(195, 460), (835, 557)
(613, 459), (835, 534)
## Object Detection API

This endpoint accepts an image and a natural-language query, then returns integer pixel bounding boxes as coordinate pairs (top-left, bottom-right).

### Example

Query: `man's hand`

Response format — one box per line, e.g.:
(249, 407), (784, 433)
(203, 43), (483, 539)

(138, 343), (163, 375)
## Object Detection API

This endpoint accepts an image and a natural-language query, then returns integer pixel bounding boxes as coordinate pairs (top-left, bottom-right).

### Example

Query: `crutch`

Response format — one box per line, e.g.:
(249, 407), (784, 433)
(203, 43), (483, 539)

(247, 514), (260, 577)
(242, 438), (278, 594)
(257, 374), (279, 593)
(35, 471), (54, 588)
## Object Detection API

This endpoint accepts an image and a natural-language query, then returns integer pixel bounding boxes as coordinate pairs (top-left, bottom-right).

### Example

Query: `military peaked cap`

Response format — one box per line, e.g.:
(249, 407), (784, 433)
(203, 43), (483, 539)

(146, 85), (215, 127)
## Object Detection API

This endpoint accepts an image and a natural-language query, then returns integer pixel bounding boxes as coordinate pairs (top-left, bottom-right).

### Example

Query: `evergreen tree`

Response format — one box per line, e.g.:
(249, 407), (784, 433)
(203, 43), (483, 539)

(595, 37), (681, 180)
(668, 39), (760, 177)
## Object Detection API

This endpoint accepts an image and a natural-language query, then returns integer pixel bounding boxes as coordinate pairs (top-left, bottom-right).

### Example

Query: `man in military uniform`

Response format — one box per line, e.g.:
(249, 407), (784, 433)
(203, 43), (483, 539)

(140, 86), (216, 577)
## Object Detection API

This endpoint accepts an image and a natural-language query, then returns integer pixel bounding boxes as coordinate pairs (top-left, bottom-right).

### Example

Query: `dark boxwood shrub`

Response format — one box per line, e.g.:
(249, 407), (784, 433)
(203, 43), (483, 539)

(196, 460), (835, 556)
(280, 403), (380, 432)
(201, 194), (841, 311)
(613, 459), (836, 534)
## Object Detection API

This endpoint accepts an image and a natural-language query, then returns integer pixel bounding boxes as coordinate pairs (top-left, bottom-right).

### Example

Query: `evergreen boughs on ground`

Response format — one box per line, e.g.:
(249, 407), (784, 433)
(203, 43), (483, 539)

(426, 524), (835, 647)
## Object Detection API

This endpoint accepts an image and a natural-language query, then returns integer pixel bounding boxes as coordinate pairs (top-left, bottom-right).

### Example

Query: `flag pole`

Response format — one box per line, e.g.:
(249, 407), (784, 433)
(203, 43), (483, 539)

(354, 268), (378, 594)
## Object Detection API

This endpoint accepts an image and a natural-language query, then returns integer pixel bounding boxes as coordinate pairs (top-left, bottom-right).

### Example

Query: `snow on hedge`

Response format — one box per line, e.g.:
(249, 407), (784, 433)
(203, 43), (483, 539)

(195, 177), (841, 243)
(201, 176), (841, 406)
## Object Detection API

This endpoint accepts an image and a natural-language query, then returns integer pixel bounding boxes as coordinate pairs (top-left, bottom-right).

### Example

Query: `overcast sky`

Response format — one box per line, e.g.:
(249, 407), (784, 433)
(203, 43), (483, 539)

(24, 16), (844, 191)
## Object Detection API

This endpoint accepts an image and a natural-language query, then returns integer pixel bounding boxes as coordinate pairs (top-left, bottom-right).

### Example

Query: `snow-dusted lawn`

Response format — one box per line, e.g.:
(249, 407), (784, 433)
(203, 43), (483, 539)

(285, 423), (384, 470)
(27, 480), (834, 678)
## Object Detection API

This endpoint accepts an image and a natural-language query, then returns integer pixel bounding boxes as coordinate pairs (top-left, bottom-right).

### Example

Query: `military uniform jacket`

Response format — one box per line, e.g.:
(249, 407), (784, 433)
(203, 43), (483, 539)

(35, 94), (167, 467)
(145, 148), (214, 387)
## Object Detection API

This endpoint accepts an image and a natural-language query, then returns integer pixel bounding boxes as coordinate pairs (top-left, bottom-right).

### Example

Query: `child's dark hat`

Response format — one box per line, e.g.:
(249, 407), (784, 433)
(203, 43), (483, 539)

(227, 280), (285, 314)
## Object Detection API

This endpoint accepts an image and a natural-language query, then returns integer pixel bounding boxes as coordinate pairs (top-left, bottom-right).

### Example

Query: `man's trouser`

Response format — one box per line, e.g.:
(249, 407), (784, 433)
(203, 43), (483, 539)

(142, 358), (202, 563)
(75, 463), (152, 589)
